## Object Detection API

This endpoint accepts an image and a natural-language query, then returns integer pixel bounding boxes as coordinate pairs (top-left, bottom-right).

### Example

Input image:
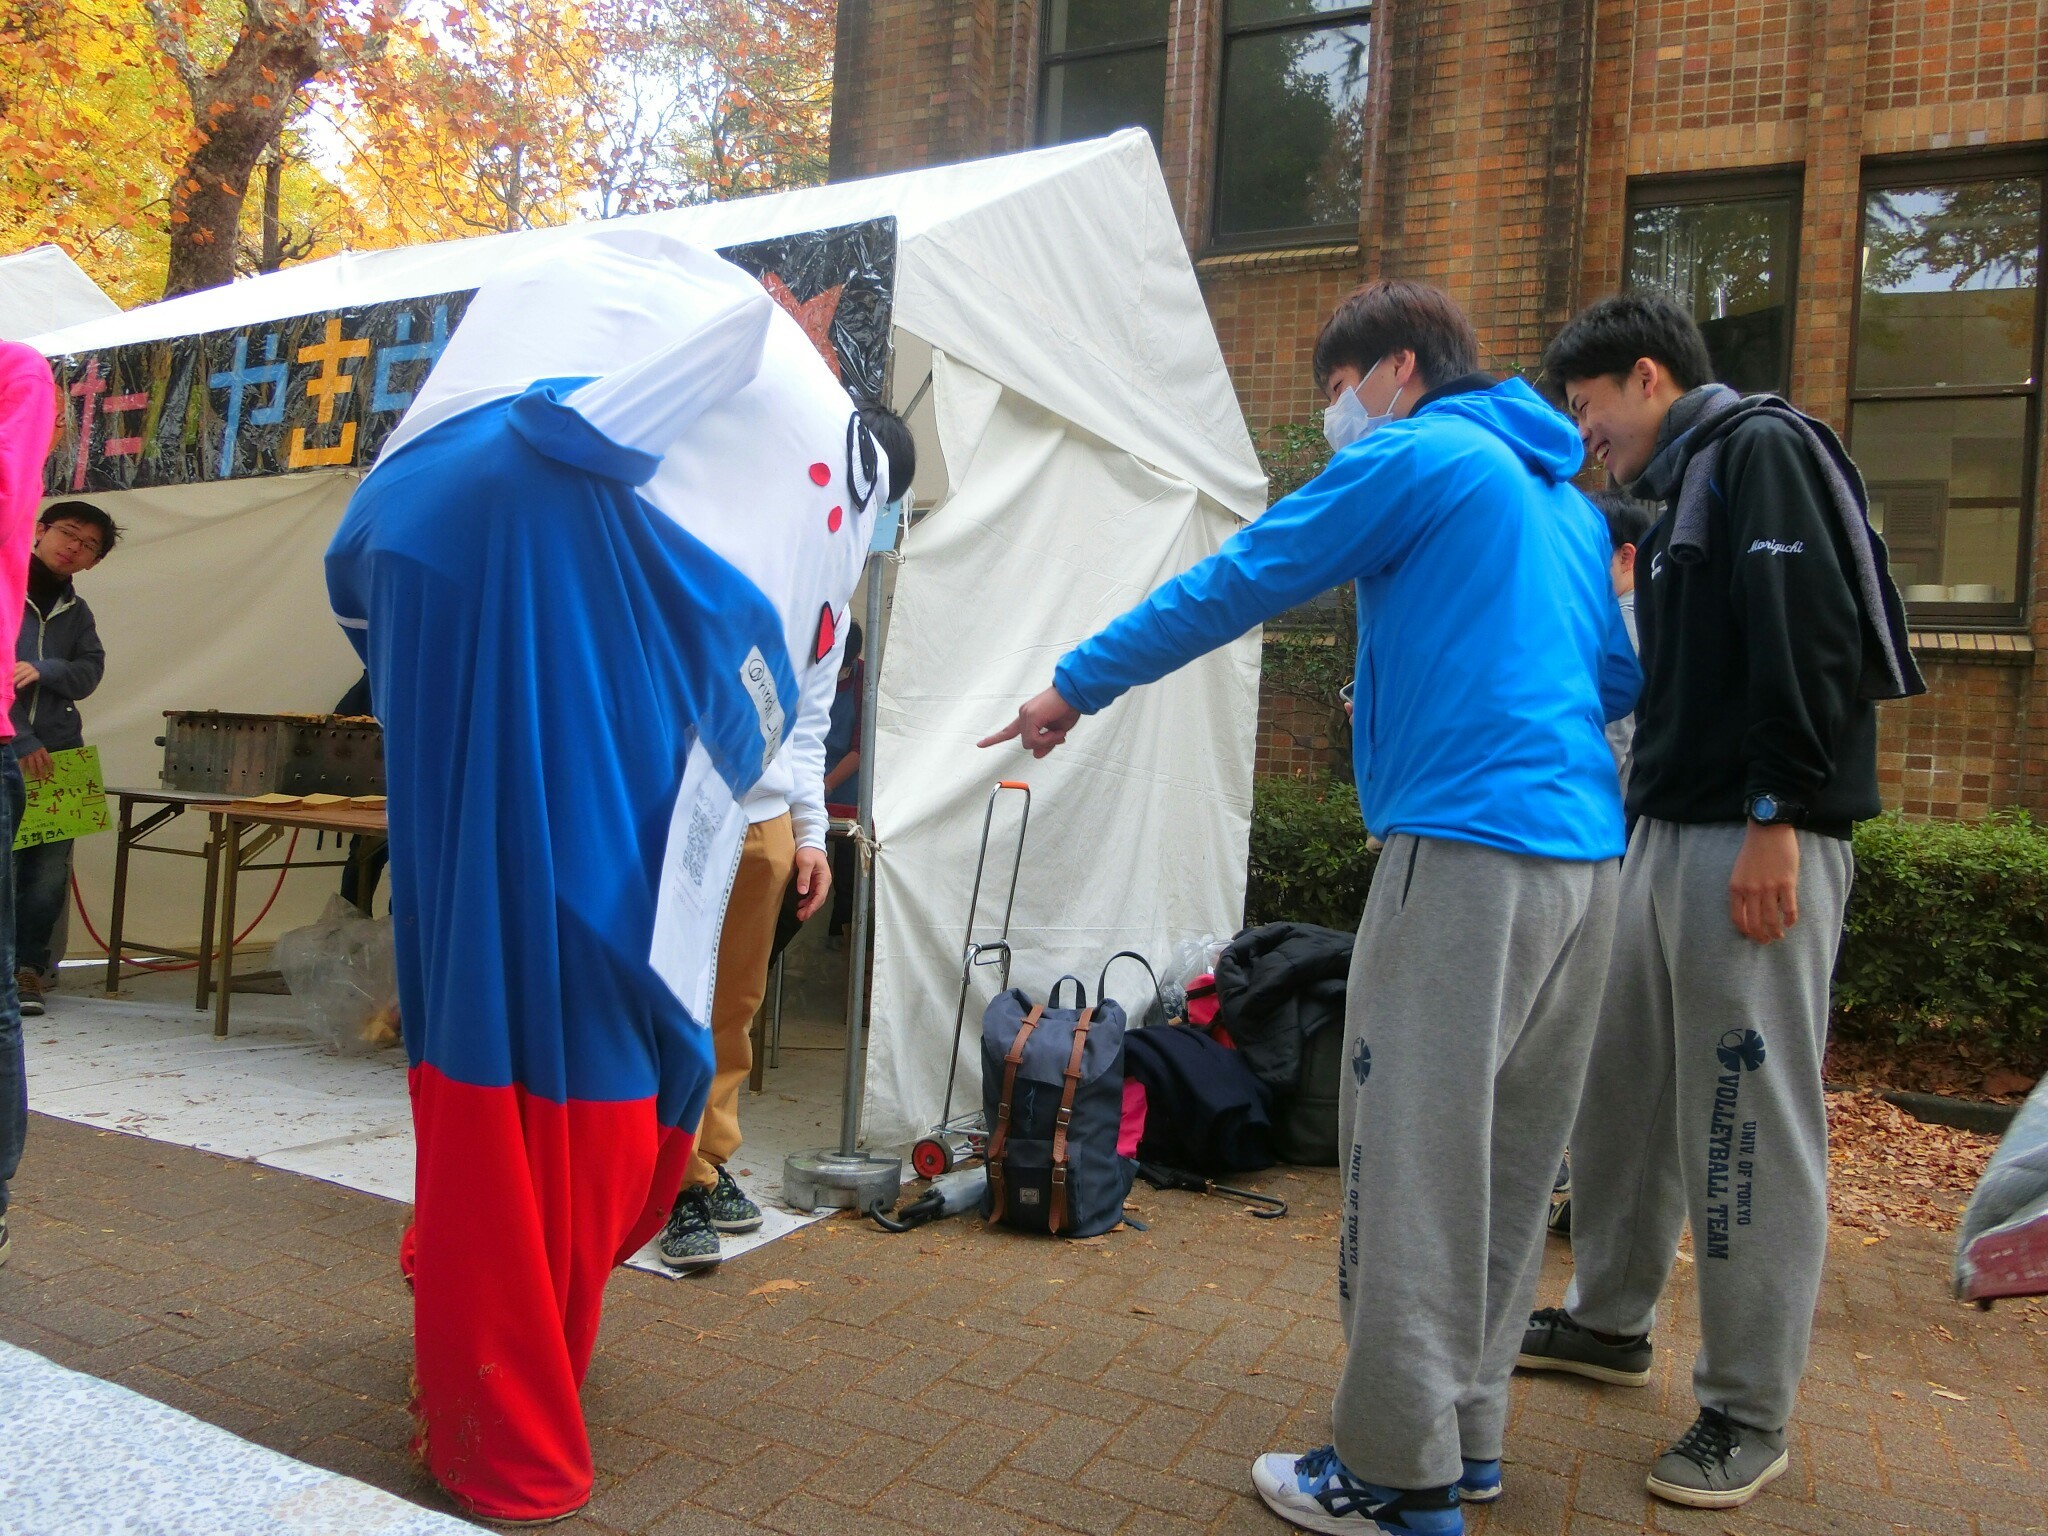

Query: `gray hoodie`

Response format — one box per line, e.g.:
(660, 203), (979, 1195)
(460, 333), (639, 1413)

(13, 565), (104, 757)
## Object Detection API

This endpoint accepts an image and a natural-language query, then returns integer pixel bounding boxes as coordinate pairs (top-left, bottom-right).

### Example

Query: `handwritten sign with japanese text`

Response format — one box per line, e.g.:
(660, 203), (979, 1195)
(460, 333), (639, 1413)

(15, 745), (112, 849)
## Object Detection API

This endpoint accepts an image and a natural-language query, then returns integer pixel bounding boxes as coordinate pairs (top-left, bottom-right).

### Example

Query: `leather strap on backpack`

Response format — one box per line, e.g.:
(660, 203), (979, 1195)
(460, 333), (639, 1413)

(1048, 1007), (1095, 1234)
(986, 1004), (1044, 1225)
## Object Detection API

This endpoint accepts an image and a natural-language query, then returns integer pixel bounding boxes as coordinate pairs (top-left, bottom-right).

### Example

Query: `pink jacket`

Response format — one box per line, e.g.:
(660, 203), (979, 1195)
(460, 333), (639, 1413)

(0, 344), (56, 740)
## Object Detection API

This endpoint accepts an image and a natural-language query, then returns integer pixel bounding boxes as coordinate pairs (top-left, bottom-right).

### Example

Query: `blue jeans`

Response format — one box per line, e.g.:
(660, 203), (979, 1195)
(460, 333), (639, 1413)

(0, 748), (23, 1215)
(14, 837), (71, 976)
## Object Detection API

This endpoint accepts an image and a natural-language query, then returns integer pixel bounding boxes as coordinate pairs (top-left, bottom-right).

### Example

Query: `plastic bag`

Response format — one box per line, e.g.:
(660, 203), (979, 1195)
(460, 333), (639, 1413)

(1148, 934), (1227, 1029)
(275, 895), (400, 1055)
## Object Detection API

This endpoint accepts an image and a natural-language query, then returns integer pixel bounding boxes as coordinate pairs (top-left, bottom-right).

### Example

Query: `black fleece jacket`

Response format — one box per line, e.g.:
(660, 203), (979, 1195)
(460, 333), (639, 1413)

(1627, 412), (1879, 838)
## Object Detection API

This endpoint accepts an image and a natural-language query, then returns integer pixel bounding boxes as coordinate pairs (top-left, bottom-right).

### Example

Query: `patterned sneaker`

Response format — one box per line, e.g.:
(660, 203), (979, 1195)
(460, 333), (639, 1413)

(0, 1211), (9, 1267)
(1547, 1196), (1572, 1238)
(16, 970), (42, 1018)
(1646, 1407), (1787, 1509)
(1456, 1459), (1501, 1503)
(1250, 1446), (1462, 1535)
(1517, 1306), (1652, 1385)
(656, 1186), (720, 1270)
(704, 1166), (763, 1234)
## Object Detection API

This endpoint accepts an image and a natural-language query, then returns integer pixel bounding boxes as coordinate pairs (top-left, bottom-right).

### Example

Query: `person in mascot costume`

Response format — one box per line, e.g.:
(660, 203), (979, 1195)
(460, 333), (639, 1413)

(325, 228), (895, 1523)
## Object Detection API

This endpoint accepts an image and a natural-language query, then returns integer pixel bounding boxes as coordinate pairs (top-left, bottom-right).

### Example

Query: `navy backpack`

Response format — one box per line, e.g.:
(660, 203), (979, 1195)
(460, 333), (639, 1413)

(981, 957), (1150, 1238)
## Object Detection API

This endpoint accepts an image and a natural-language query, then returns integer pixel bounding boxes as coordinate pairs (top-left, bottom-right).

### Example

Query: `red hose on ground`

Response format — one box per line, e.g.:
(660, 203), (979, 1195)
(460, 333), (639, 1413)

(68, 829), (300, 974)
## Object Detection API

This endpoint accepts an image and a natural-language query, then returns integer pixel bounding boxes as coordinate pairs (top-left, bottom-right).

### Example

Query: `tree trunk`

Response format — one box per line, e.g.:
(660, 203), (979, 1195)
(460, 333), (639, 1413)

(259, 143), (284, 272)
(503, 141), (524, 232)
(161, 26), (324, 298)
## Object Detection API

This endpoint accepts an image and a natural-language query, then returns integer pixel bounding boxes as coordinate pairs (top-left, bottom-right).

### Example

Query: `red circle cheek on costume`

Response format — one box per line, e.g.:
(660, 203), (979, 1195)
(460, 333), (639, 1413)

(828, 506), (843, 533)
(809, 463), (830, 486)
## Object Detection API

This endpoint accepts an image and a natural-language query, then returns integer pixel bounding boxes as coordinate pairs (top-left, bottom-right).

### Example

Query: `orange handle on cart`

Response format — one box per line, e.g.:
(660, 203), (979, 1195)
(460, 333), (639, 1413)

(998, 781), (1030, 791)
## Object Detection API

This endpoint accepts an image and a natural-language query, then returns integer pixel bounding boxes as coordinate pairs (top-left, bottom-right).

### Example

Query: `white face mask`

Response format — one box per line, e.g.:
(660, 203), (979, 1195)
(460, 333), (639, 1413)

(1322, 358), (1403, 452)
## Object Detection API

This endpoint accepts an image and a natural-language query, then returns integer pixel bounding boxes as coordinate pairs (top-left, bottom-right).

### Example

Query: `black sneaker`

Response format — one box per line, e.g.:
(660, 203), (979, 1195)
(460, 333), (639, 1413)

(1516, 1306), (1652, 1386)
(1547, 1196), (1572, 1238)
(1552, 1153), (1572, 1197)
(16, 970), (42, 1018)
(656, 1186), (720, 1270)
(1646, 1407), (1787, 1509)
(704, 1166), (763, 1234)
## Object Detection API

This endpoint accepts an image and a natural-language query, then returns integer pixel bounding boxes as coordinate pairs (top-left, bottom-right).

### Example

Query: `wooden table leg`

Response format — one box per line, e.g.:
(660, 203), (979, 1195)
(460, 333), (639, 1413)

(213, 817), (241, 1038)
(104, 795), (135, 997)
(196, 810), (222, 1012)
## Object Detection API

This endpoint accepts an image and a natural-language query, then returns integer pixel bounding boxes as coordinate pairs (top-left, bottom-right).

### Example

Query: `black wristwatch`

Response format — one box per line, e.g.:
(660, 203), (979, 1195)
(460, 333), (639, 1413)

(1746, 793), (1804, 827)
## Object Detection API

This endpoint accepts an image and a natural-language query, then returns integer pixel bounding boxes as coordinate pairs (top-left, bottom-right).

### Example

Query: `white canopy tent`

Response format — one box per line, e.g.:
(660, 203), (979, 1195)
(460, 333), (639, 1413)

(29, 130), (1267, 1151)
(0, 245), (120, 341)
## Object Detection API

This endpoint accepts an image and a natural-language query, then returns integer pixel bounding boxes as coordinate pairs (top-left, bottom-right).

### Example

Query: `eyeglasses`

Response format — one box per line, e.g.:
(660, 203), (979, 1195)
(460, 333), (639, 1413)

(42, 525), (103, 558)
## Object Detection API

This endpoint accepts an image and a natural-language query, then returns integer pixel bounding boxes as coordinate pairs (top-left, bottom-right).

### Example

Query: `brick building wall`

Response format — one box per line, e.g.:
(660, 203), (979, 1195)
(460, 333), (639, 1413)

(833, 0), (2048, 812)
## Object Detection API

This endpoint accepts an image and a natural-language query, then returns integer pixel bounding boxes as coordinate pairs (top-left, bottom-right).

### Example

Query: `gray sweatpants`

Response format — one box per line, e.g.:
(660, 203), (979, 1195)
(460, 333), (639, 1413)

(1334, 834), (1618, 1489)
(1563, 818), (1853, 1432)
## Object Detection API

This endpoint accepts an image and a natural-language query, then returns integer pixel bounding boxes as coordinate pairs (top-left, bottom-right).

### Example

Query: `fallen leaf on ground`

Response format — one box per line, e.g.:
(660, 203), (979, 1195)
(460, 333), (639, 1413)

(1827, 1091), (1994, 1236)
(747, 1279), (809, 1298)
(1131, 1305), (1156, 1316)
(1931, 1387), (1969, 1403)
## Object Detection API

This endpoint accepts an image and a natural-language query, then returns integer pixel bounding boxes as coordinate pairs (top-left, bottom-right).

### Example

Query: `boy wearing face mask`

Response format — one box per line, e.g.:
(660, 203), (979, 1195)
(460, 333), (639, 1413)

(981, 279), (1638, 1536)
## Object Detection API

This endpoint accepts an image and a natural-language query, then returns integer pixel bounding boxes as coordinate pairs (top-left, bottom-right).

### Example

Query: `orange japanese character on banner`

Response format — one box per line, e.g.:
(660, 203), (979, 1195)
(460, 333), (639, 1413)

(288, 318), (372, 468)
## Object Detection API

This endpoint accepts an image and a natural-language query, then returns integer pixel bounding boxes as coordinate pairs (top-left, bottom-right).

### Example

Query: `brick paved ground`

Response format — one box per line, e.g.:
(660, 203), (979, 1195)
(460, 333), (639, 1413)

(3, 1112), (2045, 1535)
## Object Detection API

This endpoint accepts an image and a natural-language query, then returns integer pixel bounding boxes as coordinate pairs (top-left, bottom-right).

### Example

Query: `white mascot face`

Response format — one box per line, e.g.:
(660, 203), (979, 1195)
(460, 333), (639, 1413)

(380, 225), (888, 1019)
(383, 225), (885, 700)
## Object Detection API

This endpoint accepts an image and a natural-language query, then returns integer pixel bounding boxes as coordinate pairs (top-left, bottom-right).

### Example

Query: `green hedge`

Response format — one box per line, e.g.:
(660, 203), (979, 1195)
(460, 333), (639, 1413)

(1833, 811), (2048, 1063)
(1247, 777), (2048, 1064)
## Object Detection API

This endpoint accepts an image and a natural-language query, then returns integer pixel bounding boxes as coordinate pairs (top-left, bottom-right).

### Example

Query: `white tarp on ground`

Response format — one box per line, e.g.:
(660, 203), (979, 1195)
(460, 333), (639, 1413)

(27, 130), (1265, 1152)
(0, 244), (119, 341)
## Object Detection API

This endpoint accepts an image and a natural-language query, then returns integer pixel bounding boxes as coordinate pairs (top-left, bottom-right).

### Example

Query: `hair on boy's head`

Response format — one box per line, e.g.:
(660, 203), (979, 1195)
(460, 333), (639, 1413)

(1588, 490), (1658, 553)
(38, 499), (121, 558)
(1543, 291), (1715, 396)
(858, 406), (917, 504)
(844, 620), (864, 663)
(1312, 279), (1481, 395)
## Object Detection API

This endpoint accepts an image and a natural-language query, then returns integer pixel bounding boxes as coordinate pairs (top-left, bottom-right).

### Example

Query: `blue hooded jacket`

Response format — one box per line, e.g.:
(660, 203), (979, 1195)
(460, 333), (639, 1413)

(1055, 376), (1640, 863)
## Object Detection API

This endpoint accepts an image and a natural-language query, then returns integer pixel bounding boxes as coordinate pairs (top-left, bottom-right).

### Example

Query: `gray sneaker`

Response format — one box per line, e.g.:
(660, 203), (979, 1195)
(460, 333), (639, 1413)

(1517, 1306), (1652, 1385)
(656, 1186), (721, 1270)
(704, 1166), (763, 1234)
(1646, 1408), (1787, 1509)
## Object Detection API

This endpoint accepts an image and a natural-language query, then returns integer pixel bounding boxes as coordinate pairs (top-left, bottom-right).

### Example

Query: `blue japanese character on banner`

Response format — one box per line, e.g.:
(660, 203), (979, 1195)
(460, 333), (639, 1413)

(209, 333), (288, 472)
(372, 305), (453, 413)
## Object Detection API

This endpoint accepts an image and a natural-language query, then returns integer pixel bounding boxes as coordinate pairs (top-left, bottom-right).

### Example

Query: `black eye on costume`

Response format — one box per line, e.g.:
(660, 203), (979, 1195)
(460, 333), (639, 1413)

(845, 412), (880, 506)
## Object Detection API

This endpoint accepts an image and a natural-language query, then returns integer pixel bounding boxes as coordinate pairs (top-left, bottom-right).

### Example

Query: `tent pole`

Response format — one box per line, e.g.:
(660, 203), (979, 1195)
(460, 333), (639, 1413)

(837, 553), (887, 1155)
(781, 542), (903, 1214)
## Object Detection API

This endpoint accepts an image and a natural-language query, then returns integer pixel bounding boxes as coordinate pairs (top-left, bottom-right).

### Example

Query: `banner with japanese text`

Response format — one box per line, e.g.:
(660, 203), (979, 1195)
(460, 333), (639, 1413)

(43, 217), (898, 495)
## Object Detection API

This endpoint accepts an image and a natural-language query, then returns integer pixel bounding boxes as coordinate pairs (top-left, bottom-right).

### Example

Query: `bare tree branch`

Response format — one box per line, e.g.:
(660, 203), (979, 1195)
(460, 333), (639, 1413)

(140, 0), (208, 105)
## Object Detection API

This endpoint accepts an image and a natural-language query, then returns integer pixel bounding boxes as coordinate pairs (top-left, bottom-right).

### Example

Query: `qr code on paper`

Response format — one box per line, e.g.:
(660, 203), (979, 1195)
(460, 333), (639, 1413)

(681, 796), (719, 887)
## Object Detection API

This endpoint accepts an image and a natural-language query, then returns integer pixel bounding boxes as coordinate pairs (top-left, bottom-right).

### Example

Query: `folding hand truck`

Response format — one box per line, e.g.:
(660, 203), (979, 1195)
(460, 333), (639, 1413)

(909, 780), (1031, 1180)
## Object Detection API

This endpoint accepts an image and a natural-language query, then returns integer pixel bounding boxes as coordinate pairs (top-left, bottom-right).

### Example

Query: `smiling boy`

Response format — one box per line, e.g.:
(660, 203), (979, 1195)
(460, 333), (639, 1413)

(12, 500), (116, 1017)
(1520, 293), (1922, 1509)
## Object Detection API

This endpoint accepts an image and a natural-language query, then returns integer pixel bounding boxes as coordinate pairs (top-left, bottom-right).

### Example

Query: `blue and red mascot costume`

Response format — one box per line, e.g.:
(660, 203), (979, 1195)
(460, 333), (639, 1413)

(326, 231), (883, 1522)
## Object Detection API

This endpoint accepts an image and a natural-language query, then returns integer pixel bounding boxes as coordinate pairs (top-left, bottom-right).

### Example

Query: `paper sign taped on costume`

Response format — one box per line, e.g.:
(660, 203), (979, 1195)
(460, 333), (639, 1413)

(649, 740), (745, 1024)
(16, 745), (111, 850)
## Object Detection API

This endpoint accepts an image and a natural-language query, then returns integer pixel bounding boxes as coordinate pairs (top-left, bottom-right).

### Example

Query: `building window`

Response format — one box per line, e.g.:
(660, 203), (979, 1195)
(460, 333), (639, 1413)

(1213, 0), (1372, 247)
(1625, 176), (1799, 395)
(1038, 0), (1170, 150)
(1852, 162), (2045, 621)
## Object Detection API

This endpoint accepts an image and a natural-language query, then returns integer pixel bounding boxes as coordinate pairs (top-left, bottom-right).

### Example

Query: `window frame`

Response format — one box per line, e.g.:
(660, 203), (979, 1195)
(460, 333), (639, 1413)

(1850, 149), (2048, 631)
(1035, 1), (1172, 151)
(1208, 0), (1375, 253)
(1623, 168), (1804, 400)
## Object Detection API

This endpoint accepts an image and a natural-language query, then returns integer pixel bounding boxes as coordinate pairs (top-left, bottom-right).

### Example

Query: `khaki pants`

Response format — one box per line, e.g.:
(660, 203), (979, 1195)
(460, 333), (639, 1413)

(685, 814), (794, 1190)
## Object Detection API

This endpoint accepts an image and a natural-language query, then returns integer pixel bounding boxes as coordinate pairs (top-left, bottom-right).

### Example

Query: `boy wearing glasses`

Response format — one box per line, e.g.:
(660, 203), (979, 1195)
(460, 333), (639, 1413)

(12, 500), (117, 1016)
